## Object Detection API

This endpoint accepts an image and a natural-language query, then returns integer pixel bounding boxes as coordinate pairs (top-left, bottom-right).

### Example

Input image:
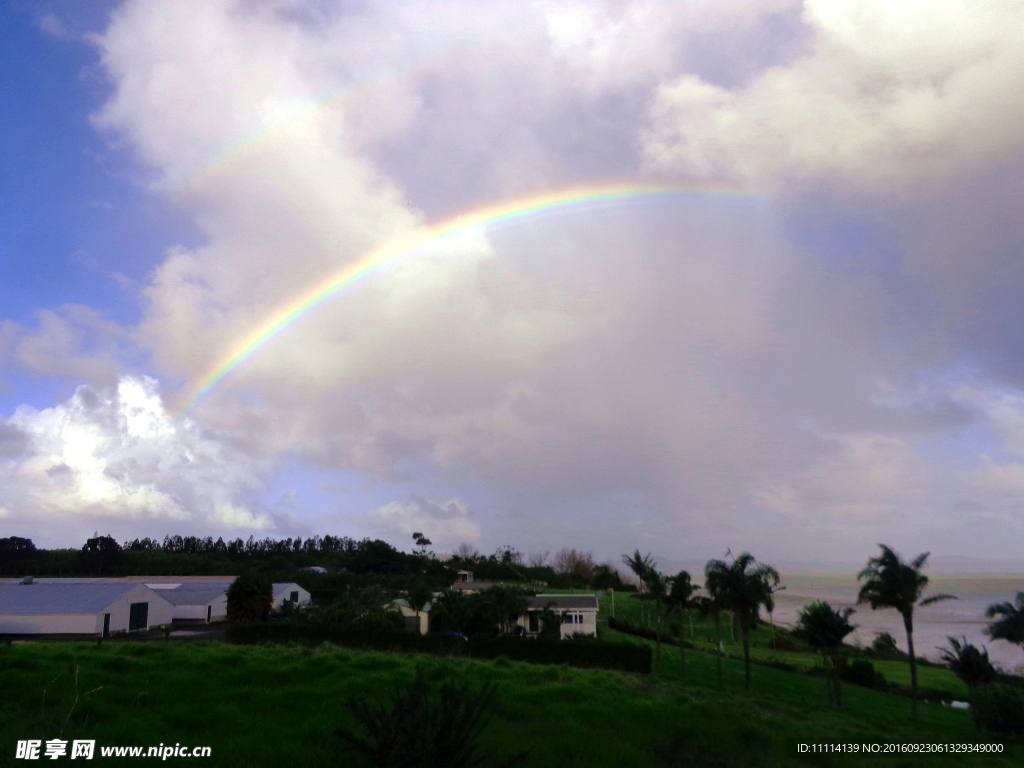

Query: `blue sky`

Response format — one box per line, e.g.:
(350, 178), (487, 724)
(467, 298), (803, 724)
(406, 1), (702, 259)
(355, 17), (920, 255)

(2, 0), (1024, 569)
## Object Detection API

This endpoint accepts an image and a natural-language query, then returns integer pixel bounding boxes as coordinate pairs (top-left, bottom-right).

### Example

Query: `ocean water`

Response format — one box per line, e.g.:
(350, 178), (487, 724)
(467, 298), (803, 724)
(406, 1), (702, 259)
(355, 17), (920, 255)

(769, 574), (1024, 674)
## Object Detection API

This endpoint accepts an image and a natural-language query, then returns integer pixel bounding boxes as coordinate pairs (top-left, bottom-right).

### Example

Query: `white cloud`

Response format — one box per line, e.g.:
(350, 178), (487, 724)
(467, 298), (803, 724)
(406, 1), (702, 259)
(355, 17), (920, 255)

(367, 495), (480, 547)
(0, 376), (271, 531)
(643, 0), (1024, 190)
(1, 0), (1017, 560)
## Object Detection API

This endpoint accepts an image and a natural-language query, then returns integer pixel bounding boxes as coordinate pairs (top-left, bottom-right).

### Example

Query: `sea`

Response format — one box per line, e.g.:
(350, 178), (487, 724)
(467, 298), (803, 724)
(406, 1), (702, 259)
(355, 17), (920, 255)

(769, 574), (1024, 675)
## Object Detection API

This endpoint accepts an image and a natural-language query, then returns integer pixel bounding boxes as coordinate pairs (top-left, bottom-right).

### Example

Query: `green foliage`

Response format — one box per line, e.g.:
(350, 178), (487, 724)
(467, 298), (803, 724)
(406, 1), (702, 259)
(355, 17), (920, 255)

(2, 640), (1022, 767)
(840, 660), (887, 690)
(986, 592), (1024, 652)
(429, 586), (529, 638)
(971, 685), (1024, 735)
(336, 667), (525, 768)
(307, 585), (405, 632)
(796, 601), (857, 652)
(534, 602), (562, 641)
(704, 552), (780, 693)
(939, 637), (997, 692)
(857, 544), (956, 717)
(796, 600), (857, 707)
(225, 623), (652, 672)
(871, 632), (902, 657)
(226, 572), (272, 622)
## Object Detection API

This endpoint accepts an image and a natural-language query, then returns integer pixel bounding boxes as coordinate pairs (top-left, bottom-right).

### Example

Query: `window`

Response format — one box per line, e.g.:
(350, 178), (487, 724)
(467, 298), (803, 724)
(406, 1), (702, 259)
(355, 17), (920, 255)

(290, 591), (299, 603)
(528, 612), (539, 632)
(128, 602), (149, 632)
(562, 611), (571, 624)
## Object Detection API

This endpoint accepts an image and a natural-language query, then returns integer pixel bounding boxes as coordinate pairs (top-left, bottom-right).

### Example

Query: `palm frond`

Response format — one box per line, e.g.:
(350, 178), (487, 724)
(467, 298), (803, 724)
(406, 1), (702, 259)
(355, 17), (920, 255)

(919, 593), (957, 607)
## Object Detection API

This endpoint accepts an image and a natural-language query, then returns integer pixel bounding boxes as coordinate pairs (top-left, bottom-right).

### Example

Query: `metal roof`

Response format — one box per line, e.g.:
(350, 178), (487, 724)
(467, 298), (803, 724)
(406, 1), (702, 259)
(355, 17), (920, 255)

(526, 594), (599, 610)
(0, 583), (154, 615)
(151, 584), (228, 606)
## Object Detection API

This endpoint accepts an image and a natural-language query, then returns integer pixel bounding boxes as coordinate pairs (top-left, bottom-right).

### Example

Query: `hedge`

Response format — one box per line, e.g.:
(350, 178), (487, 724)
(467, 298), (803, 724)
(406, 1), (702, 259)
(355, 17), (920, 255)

(607, 616), (693, 649)
(225, 623), (651, 673)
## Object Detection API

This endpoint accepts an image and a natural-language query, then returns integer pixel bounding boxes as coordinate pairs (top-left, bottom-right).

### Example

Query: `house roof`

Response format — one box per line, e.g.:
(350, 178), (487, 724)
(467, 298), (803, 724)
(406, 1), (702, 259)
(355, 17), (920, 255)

(272, 583), (307, 597)
(450, 581), (505, 590)
(0, 583), (157, 615)
(150, 584), (228, 606)
(526, 594), (599, 611)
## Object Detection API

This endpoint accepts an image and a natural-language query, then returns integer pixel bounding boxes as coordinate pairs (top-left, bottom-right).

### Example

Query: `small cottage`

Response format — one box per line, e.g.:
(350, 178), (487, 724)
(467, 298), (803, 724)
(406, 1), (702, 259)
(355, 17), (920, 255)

(272, 582), (312, 610)
(517, 594), (599, 638)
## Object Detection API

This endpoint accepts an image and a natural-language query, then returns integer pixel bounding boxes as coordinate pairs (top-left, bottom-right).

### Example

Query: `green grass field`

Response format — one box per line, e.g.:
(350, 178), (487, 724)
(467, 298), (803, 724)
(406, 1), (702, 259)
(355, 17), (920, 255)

(0, 632), (1019, 768)
(601, 591), (976, 699)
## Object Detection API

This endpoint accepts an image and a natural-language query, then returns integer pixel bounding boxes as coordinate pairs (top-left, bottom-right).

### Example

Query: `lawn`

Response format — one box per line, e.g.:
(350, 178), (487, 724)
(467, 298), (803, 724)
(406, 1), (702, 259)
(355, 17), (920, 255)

(600, 591), (976, 699)
(0, 637), (1019, 767)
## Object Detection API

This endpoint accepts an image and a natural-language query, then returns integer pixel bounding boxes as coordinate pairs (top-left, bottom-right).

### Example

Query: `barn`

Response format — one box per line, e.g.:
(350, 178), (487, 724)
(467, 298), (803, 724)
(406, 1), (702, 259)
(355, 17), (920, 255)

(272, 582), (311, 610)
(0, 579), (173, 637)
(147, 582), (230, 623)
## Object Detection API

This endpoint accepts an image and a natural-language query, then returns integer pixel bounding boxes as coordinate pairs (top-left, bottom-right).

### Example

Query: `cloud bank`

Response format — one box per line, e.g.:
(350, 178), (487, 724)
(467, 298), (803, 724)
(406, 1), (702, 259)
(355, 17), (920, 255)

(2, 1), (1024, 562)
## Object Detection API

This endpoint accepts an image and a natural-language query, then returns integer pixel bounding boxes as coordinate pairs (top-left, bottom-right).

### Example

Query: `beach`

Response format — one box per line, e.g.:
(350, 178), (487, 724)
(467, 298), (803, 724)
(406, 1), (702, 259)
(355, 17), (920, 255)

(770, 574), (1024, 674)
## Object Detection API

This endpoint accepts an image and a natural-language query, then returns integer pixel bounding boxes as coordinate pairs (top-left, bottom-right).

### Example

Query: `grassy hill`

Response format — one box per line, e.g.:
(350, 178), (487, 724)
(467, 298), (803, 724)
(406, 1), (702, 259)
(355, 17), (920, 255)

(0, 635), (1019, 767)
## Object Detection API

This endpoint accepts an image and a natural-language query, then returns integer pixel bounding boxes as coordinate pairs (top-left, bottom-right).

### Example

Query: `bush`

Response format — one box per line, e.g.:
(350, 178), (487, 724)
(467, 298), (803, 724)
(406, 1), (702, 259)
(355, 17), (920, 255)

(840, 660), (887, 690)
(972, 685), (1024, 736)
(337, 667), (527, 768)
(225, 623), (652, 673)
(227, 572), (273, 622)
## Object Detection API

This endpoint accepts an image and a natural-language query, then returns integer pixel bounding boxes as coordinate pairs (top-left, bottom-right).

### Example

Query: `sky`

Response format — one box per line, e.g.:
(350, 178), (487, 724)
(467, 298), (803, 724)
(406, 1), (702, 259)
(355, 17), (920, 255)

(2, 0), (1024, 569)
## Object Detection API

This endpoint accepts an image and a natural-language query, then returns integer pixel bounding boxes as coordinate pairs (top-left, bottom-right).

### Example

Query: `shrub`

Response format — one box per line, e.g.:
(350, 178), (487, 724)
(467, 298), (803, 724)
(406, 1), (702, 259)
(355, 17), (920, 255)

(939, 636), (997, 692)
(608, 616), (693, 650)
(227, 572), (273, 622)
(225, 623), (652, 673)
(840, 660), (887, 690)
(336, 667), (526, 768)
(971, 685), (1024, 736)
(870, 632), (903, 658)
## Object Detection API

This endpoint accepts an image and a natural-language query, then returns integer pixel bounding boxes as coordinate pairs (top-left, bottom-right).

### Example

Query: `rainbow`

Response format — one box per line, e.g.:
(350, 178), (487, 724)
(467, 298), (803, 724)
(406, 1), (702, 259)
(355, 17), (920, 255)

(181, 182), (755, 410)
(183, 50), (473, 191)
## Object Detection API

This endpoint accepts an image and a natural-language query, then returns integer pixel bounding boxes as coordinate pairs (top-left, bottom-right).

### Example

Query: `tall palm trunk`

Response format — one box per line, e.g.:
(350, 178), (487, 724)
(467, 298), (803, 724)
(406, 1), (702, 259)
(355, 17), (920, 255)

(714, 611), (723, 688)
(654, 610), (662, 674)
(903, 612), (919, 718)
(679, 610), (688, 681)
(741, 624), (751, 692)
(822, 653), (834, 706)
(833, 655), (843, 708)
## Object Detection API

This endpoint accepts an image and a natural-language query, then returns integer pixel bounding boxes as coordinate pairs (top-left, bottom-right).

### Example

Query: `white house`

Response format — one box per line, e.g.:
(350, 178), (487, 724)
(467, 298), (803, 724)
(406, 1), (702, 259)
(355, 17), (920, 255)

(392, 598), (431, 634)
(517, 594), (599, 639)
(146, 583), (230, 623)
(0, 580), (173, 637)
(272, 582), (311, 610)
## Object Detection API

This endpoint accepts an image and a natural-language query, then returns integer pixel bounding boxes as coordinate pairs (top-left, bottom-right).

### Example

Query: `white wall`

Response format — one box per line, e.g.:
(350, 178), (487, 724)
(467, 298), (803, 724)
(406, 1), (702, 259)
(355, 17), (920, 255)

(272, 583), (311, 610)
(0, 584), (172, 635)
(98, 584), (174, 633)
(560, 611), (597, 639)
(168, 593), (228, 622)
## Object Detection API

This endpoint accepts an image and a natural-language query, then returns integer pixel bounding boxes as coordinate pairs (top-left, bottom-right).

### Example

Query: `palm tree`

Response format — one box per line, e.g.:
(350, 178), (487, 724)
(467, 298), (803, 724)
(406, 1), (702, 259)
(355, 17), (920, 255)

(705, 552), (780, 692)
(796, 601), (856, 707)
(939, 637), (996, 693)
(985, 592), (1024, 663)
(692, 594), (724, 687)
(406, 582), (434, 635)
(857, 544), (956, 718)
(665, 570), (698, 681)
(622, 551), (669, 672)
